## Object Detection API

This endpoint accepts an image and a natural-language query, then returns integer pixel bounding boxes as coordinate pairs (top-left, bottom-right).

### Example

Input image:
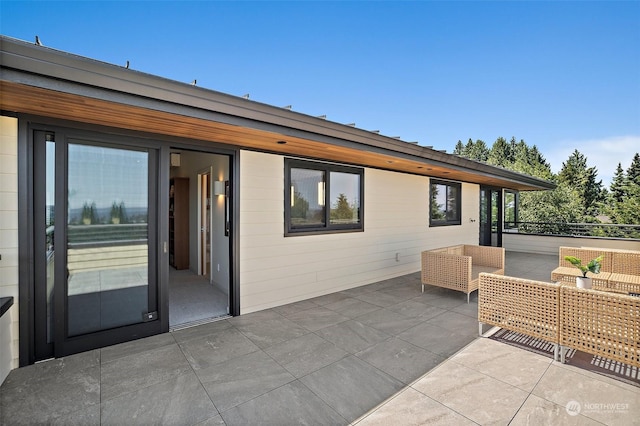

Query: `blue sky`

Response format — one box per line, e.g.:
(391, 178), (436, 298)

(2, 1), (639, 185)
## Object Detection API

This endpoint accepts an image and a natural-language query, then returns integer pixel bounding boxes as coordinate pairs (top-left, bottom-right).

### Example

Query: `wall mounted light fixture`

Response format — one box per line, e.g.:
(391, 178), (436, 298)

(213, 181), (226, 196)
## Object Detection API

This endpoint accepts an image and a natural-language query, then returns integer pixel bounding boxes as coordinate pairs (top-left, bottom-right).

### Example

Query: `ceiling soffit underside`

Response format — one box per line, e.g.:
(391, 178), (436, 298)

(0, 80), (550, 191)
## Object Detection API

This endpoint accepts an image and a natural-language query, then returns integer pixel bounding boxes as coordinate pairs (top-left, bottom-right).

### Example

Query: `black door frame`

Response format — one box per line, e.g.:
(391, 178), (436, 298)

(479, 186), (503, 247)
(19, 119), (240, 366)
(27, 126), (162, 361)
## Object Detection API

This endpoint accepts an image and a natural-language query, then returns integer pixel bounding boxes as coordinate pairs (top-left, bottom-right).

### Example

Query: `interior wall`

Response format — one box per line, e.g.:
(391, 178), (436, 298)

(0, 115), (19, 379)
(239, 150), (480, 314)
(171, 150), (230, 295)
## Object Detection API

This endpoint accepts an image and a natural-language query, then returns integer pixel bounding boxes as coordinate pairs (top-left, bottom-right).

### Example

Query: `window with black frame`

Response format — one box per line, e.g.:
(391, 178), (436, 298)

(504, 190), (518, 229)
(285, 158), (363, 235)
(429, 179), (461, 226)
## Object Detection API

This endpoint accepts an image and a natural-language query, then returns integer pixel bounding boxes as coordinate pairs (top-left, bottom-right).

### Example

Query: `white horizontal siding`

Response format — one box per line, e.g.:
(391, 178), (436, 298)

(0, 116), (18, 383)
(238, 150), (481, 314)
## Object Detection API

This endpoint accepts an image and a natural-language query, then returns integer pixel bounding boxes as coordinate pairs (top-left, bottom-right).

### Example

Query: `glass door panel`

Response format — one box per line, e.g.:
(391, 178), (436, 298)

(66, 143), (150, 336)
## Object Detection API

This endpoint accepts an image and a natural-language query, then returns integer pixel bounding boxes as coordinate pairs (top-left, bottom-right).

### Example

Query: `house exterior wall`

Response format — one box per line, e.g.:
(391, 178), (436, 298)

(0, 116), (19, 382)
(239, 150), (480, 314)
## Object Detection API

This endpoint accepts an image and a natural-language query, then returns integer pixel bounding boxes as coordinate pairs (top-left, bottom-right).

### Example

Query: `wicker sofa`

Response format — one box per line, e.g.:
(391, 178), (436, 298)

(478, 273), (561, 360)
(559, 285), (639, 366)
(479, 273), (640, 368)
(551, 246), (640, 294)
(421, 245), (505, 303)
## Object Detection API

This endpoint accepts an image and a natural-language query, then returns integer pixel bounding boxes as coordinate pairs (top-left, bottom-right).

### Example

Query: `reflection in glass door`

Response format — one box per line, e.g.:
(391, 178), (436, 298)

(66, 143), (152, 336)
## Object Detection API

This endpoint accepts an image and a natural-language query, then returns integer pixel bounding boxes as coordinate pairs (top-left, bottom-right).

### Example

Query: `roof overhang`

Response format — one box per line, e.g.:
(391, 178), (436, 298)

(0, 36), (555, 191)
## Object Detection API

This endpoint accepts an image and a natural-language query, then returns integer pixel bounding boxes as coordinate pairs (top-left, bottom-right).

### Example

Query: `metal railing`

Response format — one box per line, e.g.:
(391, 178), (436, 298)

(504, 222), (640, 239)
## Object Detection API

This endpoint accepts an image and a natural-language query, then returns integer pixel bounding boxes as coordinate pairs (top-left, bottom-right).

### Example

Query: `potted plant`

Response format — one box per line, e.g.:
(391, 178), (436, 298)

(564, 255), (603, 289)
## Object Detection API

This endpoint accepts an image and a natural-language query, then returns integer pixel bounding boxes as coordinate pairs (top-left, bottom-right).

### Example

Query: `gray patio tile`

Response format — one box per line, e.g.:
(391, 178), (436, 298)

(0, 349), (100, 390)
(178, 327), (260, 370)
(101, 371), (217, 425)
(308, 291), (353, 306)
(451, 300), (479, 318)
(315, 320), (390, 354)
(171, 318), (233, 344)
(412, 360), (529, 425)
(300, 355), (404, 422)
(339, 283), (378, 296)
(264, 333), (348, 378)
(225, 308), (283, 326)
(355, 308), (427, 335)
(414, 291), (468, 309)
(386, 299), (447, 319)
(101, 332), (176, 363)
(355, 387), (475, 426)
(425, 310), (478, 333)
(195, 413), (227, 425)
(323, 297), (381, 319)
(362, 277), (405, 292)
(100, 343), (192, 401)
(50, 404), (100, 426)
(397, 322), (476, 357)
(510, 394), (601, 426)
(285, 306), (351, 331)
(532, 363), (640, 425)
(554, 359), (640, 394)
(0, 364), (100, 425)
(451, 338), (551, 392)
(198, 350), (295, 412)
(272, 298), (319, 316)
(356, 337), (444, 385)
(379, 283), (423, 300)
(354, 290), (408, 308)
(230, 312), (309, 348)
(221, 380), (347, 426)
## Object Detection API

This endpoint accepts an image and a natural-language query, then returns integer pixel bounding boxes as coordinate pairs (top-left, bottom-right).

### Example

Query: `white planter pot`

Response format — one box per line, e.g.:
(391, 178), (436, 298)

(576, 277), (592, 289)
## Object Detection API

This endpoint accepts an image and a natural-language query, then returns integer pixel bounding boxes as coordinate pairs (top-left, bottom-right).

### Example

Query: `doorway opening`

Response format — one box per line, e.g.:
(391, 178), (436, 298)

(168, 149), (231, 328)
(480, 186), (502, 247)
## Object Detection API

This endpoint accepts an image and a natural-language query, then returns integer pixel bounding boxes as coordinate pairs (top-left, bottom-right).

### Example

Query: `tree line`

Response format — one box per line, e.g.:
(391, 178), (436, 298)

(452, 137), (640, 226)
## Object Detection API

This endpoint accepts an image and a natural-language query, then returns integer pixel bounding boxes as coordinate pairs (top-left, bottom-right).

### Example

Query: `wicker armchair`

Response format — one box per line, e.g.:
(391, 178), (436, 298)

(421, 245), (505, 303)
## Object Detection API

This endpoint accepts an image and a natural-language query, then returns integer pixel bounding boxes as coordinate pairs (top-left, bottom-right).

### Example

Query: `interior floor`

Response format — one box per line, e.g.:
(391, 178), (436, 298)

(169, 268), (228, 327)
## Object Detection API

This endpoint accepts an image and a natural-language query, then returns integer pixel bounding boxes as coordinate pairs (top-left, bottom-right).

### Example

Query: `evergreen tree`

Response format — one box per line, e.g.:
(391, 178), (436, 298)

(558, 150), (588, 186)
(610, 163), (626, 203)
(557, 150), (604, 219)
(582, 166), (605, 218)
(627, 153), (640, 185)
(487, 137), (510, 167)
(464, 138), (474, 158)
(453, 140), (465, 155)
(331, 193), (354, 220)
(618, 184), (640, 224)
(468, 139), (489, 162)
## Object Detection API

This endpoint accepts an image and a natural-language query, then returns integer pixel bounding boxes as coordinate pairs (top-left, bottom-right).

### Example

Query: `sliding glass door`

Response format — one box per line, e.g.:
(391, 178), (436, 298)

(33, 130), (160, 360)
